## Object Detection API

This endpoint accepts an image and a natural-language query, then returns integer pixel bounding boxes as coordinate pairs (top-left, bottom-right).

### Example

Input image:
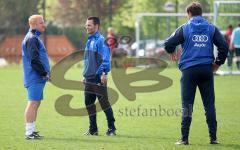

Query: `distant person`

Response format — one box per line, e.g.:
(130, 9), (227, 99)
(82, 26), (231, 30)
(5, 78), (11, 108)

(163, 2), (228, 145)
(231, 23), (240, 70)
(83, 16), (116, 136)
(22, 15), (50, 139)
(107, 27), (118, 54)
(224, 25), (233, 71)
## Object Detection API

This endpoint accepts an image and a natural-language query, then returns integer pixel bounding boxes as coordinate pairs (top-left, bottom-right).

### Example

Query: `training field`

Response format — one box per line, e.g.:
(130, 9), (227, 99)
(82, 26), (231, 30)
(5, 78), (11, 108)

(0, 65), (240, 150)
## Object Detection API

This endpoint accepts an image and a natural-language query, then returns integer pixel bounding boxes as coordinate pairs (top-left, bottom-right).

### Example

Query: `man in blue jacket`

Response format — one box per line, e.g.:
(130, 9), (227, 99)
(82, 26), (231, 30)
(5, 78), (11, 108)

(22, 15), (50, 139)
(83, 16), (116, 136)
(164, 2), (228, 145)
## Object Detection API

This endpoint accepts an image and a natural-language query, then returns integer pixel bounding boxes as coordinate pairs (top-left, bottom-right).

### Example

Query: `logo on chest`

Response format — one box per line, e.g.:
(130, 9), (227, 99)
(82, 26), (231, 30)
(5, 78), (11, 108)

(90, 41), (95, 49)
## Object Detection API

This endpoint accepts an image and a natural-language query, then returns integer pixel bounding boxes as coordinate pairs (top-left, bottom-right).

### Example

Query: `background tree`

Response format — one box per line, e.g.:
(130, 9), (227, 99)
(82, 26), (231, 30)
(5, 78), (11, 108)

(1, 0), (240, 49)
(0, 0), (40, 35)
(48, 0), (121, 49)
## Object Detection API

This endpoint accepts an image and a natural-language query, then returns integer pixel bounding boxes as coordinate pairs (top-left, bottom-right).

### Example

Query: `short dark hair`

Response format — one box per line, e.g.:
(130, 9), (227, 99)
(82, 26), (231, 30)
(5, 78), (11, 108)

(87, 16), (100, 26)
(186, 2), (202, 16)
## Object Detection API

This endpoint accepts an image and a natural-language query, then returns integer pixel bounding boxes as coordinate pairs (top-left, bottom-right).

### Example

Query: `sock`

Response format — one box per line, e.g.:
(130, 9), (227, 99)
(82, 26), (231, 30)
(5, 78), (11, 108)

(25, 122), (35, 136)
(33, 121), (36, 132)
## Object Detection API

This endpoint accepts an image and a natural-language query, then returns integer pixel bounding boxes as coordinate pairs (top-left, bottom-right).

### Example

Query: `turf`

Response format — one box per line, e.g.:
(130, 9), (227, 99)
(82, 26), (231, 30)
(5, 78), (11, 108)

(0, 65), (240, 150)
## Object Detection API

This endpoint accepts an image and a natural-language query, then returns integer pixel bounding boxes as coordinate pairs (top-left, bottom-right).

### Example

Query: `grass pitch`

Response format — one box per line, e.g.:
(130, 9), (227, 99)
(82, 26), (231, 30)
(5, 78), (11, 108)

(0, 65), (239, 150)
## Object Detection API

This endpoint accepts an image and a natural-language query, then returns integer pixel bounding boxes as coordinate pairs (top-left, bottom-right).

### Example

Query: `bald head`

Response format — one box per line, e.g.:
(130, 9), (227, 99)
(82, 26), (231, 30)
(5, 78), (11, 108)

(28, 15), (45, 32)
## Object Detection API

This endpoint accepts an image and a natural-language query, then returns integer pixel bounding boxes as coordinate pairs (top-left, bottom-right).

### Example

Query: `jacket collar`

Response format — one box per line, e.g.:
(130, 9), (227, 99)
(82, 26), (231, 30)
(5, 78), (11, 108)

(29, 28), (41, 36)
(88, 31), (100, 39)
(189, 16), (205, 22)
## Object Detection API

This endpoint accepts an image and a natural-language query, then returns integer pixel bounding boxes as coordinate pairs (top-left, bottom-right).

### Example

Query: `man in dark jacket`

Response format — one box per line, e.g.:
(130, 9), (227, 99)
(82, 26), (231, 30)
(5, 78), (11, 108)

(163, 2), (228, 145)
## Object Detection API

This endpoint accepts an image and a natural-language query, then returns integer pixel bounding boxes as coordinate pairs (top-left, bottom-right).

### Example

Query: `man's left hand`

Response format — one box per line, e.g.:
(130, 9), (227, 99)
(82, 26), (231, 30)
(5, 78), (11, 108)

(212, 63), (220, 73)
(43, 73), (51, 82)
(101, 74), (108, 85)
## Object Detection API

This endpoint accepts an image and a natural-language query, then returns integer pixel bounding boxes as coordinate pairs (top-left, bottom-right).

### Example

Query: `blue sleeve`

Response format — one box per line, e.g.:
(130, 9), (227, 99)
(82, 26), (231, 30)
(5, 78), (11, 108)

(164, 26), (184, 53)
(97, 38), (111, 75)
(27, 37), (48, 76)
(213, 27), (229, 66)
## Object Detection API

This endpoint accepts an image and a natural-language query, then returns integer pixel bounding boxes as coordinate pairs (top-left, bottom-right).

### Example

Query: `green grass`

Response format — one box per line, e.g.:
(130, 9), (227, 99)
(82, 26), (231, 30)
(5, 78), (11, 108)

(0, 65), (240, 150)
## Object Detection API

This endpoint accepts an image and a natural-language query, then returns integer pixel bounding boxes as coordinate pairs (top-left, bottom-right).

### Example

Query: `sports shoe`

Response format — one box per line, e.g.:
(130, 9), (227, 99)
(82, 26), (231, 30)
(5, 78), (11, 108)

(106, 129), (116, 136)
(83, 129), (98, 136)
(25, 131), (43, 140)
(175, 139), (189, 145)
(210, 140), (219, 144)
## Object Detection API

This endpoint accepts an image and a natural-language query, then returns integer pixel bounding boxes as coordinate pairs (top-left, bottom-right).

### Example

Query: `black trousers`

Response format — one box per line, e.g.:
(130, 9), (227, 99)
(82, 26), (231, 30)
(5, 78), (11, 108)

(84, 76), (115, 132)
(180, 64), (217, 141)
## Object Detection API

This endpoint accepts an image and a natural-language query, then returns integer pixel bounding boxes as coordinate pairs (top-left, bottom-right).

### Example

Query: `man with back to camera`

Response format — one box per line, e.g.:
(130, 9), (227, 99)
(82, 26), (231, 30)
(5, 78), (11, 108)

(83, 16), (116, 136)
(163, 2), (228, 145)
(22, 14), (50, 139)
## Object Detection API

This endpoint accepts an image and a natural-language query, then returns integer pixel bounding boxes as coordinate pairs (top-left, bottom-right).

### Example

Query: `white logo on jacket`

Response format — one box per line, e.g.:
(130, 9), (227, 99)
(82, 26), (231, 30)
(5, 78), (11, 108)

(192, 35), (208, 47)
(192, 35), (208, 42)
(90, 41), (95, 49)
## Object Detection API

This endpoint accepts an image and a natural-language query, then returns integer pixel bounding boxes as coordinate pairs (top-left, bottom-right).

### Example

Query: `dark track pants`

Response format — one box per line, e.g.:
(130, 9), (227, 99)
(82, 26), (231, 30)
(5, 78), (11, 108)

(84, 76), (115, 132)
(180, 64), (217, 141)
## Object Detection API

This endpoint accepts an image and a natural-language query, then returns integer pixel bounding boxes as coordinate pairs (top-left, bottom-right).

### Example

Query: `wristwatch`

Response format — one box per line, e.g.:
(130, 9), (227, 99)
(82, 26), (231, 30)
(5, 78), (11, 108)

(102, 72), (107, 75)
